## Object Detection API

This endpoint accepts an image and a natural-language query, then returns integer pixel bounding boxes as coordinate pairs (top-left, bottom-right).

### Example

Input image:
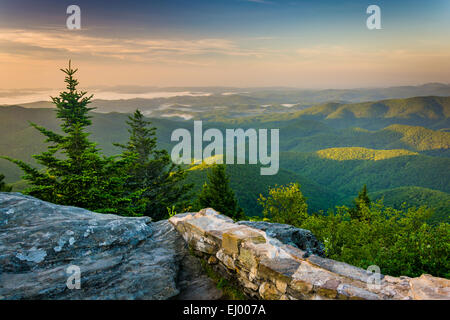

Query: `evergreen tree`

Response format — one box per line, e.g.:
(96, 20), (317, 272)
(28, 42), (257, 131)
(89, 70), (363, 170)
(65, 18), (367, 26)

(1, 62), (137, 214)
(197, 164), (244, 220)
(117, 109), (192, 220)
(350, 184), (371, 220)
(0, 174), (12, 192)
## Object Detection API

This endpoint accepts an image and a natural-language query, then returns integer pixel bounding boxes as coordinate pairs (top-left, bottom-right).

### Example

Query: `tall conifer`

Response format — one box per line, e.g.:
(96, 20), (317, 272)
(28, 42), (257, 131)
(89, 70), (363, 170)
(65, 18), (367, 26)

(350, 184), (371, 220)
(197, 164), (244, 220)
(2, 62), (136, 214)
(118, 110), (192, 220)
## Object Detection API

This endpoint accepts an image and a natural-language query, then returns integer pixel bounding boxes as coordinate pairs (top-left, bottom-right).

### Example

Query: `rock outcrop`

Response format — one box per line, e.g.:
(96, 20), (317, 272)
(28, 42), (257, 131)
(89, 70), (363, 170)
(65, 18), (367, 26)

(169, 208), (450, 300)
(1, 193), (448, 300)
(0, 193), (220, 300)
(238, 221), (325, 257)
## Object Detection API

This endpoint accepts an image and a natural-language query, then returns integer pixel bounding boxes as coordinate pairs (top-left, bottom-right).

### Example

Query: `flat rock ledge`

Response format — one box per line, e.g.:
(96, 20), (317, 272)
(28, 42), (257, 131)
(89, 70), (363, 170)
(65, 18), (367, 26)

(169, 208), (450, 300)
(0, 192), (220, 300)
(237, 221), (325, 257)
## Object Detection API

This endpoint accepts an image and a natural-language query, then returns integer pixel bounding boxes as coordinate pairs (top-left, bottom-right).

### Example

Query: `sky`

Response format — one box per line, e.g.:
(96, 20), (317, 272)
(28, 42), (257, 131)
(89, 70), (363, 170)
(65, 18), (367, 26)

(0, 0), (449, 90)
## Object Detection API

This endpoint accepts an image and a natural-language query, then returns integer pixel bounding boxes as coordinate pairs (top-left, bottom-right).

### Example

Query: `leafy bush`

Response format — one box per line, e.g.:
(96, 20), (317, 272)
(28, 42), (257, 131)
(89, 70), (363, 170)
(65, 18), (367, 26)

(258, 183), (308, 226)
(259, 184), (450, 278)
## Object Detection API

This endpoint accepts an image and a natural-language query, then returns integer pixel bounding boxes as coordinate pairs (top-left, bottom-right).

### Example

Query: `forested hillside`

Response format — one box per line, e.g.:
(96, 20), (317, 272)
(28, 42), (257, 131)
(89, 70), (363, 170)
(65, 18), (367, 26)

(1, 94), (449, 223)
(186, 164), (340, 216)
(281, 151), (449, 194)
(369, 186), (450, 225)
(228, 96), (450, 130)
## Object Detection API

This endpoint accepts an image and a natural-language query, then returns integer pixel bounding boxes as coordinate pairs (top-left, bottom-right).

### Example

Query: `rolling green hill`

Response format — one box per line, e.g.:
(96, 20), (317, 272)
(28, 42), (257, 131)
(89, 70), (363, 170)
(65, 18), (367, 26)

(382, 124), (450, 151)
(324, 96), (450, 120)
(230, 96), (450, 130)
(279, 150), (450, 224)
(316, 147), (418, 161)
(280, 150), (450, 197)
(292, 96), (450, 122)
(280, 123), (450, 155)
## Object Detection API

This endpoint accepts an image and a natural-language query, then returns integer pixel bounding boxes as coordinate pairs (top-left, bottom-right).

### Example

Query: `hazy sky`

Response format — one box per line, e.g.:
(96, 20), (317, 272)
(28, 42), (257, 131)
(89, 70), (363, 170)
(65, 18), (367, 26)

(0, 0), (449, 89)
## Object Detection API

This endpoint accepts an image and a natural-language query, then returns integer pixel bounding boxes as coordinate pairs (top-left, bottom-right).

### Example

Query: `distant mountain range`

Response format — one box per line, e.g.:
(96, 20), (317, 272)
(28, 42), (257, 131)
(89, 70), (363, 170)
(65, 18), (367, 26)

(3, 83), (450, 123)
(229, 96), (450, 130)
(1, 92), (448, 223)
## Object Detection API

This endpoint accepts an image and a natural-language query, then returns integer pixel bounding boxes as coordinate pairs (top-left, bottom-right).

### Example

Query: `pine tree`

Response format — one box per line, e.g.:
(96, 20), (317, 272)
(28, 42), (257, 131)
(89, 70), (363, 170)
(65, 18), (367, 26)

(0, 174), (12, 192)
(350, 184), (371, 220)
(1, 61), (136, 214)
(117, 109), (192, 220)
(197, 164), (244, 220)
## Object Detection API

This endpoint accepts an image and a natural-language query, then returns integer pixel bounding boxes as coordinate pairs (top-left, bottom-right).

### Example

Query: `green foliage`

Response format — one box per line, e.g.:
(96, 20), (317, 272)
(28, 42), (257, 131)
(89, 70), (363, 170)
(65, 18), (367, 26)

(349, 185), (371, 220)
(316, 147), (417, 161)
(197, 164), (245, 220)
(247, 215), (271, 222)
(117, 109), (193, 220)
(383, 124), (450, 151)
(0, 107), (178, 184)
(187, 163), (338, 218)
(260, 183), (449, 278)
(370, 186), (450, 225)
(280, 150), (450, 203)
(0, 173), (12, 192)
(281, 123), (450, 154)
(303, 204), (449, 278)
(167, 205), (178, 218)
(258, 183), (308, 226)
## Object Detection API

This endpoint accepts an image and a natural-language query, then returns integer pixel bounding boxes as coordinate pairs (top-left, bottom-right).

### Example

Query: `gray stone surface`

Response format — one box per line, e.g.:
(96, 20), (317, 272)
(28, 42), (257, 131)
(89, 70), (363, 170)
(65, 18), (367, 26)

(174, 253), (223, 300)
(307, 254), (384, 283)
(238, 221), (325, 257)
(0, 192), (217, 300)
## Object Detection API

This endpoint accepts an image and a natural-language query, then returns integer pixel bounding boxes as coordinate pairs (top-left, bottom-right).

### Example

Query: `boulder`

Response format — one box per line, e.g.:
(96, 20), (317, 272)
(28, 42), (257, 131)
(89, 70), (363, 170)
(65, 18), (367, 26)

(238, 221), (325, 257)
(0, 192), (218, 300)
(409, 274), (450, 300)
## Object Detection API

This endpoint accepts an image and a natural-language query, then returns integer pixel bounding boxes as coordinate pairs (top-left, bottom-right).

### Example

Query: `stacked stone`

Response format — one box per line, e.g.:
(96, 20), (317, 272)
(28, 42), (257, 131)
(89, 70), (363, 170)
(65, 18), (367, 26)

(169, 208), (450, 300)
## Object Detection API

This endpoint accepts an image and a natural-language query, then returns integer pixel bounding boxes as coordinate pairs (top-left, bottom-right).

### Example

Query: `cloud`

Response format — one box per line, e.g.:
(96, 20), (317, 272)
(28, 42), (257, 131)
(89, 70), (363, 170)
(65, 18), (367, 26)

(0, 28), (270, 65)
(1, 28), (449, 89)
(295, 45), (450, 64)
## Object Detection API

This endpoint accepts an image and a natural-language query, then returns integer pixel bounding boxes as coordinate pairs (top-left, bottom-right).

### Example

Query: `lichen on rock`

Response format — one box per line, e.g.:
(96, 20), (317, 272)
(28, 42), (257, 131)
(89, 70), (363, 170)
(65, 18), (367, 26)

(0, 192), (218, 300)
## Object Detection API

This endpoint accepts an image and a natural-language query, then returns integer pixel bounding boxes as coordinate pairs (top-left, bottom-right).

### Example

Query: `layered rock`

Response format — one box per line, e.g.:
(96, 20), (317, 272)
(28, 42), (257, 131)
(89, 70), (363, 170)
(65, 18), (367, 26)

(0, 193), (220, 300)
(169, 208), (450, 300)
(237, 221), (325, 257)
